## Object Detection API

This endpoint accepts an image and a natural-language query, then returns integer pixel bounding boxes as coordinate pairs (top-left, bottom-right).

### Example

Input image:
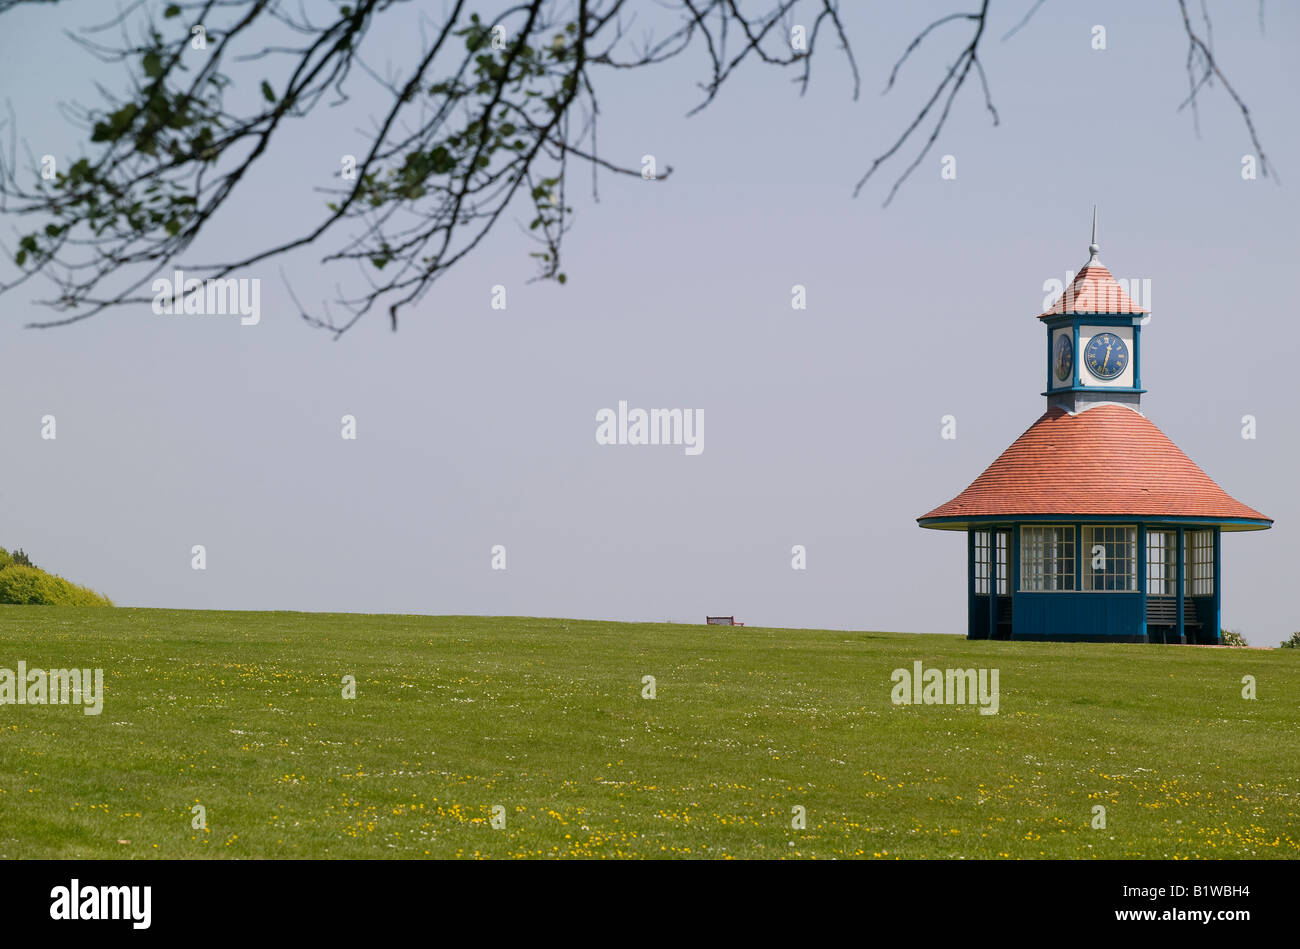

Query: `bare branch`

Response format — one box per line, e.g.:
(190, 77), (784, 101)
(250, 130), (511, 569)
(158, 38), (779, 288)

(1000, 0), (1046, 42)
(859, 1), (992, 207)
(1176, 0), (1276, 181)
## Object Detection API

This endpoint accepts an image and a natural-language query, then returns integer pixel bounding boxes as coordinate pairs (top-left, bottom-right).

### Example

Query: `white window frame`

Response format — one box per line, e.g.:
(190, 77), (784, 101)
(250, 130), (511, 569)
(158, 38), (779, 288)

(1146, 529), (1176, 596)
(995, 531), (1008, 596)
(1019, 525), (1075, 592)
(974, 530), (991, 595)
(1185, 530), (1214, 597)
(1082, 525), (1138, 592)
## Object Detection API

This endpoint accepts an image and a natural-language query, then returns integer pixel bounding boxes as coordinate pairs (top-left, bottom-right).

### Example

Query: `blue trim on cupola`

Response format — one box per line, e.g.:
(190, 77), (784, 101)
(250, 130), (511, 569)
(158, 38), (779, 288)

(1133, 324), (1142, 390)
(1072, 322), (1080, 388)
(1042, 312), (1145, 397)
(1040, 386), (1147, 396)
(1040, 313), (1147, 325)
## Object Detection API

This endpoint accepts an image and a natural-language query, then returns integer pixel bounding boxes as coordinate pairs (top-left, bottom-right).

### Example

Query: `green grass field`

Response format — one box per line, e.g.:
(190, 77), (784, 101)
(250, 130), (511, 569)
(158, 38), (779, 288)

(1, 606), (1296, 859)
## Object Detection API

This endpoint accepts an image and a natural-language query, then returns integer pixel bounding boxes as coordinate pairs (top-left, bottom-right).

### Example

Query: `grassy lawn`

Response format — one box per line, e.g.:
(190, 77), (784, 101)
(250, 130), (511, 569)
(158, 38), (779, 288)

(1, 606), (1296, 859)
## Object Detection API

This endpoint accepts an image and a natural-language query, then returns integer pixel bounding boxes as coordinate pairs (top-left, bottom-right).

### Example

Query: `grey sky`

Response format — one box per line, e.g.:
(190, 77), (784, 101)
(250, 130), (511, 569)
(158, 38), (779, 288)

(2, 2), (1297, 645)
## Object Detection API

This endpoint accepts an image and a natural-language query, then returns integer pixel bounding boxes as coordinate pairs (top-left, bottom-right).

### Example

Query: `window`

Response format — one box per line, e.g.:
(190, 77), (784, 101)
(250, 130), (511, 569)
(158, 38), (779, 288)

(974, 531), (990, 595)
(995, 532), (1008, 596)
(1083, 526), (1137, 591)
(975, 531), (1009, 595)
(1185, 530), (1214, 596)
(1146, 530), (1176, 595)
(1020, 526), (1075, 591)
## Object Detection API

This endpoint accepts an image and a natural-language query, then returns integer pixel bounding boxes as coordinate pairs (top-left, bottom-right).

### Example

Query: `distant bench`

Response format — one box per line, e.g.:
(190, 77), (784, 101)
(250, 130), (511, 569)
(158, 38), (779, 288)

(1145, 597), (1200, 628)
(705, 616), (743, 626)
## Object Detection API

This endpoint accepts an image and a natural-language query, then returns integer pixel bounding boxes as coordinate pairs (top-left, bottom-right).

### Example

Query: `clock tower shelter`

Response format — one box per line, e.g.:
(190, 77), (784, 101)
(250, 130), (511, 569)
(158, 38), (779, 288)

(917, 215), (1272, 644)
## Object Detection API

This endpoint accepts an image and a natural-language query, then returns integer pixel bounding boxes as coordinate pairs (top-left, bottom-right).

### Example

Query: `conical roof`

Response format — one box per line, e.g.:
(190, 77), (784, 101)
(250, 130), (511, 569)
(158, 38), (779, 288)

(918, 406), (1270, 530)
(1038, 257), (1147, 318)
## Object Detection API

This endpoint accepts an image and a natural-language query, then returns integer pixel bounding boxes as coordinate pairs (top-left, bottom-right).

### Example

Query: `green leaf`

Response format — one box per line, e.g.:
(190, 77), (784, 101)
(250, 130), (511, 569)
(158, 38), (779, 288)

(163, 4), (181, 18)
(556, 273), (567, 284)
(260, 81), (276, 103)
(429, 146), (453, 174)
(142, 51), (163, 79)
(15, 249), (26, 267)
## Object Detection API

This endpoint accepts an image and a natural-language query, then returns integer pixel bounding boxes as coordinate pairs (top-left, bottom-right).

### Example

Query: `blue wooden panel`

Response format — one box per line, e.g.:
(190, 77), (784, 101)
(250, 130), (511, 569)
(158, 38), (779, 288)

(1136, 524), (1147, 642)
(1212, 527), (1222, 643)
(971, 595), (992, 639)
(1012, 591), (1144, 641)
(1191, 596), (1216, 645)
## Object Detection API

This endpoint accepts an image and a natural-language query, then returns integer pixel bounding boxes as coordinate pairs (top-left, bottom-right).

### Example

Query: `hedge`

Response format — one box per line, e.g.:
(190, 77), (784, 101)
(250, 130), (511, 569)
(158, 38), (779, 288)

(0, 563), (114, 607)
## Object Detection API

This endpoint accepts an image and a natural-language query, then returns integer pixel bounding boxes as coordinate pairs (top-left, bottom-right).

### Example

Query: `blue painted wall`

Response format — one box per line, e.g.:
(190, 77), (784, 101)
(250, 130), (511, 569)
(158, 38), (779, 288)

(1012, 590), (1143, 641)
(965, 523), (1224, 643)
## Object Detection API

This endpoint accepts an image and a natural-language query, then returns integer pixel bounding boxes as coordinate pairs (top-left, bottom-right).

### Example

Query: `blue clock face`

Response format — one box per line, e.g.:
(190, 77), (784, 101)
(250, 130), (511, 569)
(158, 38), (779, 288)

(1084, 332), (1129, 380)
(1053, 334), (1073, 383)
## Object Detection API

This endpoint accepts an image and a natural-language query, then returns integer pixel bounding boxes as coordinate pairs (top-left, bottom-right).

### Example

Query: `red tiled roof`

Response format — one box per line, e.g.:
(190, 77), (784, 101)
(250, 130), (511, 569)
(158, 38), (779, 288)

(1038, 260), (1147, 318)
(918, 406), (1270, 529)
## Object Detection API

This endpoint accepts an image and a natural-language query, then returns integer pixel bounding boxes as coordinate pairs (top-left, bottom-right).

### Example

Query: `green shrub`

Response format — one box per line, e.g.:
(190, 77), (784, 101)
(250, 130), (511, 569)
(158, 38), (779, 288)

(1280, 632), (1300, 650)
(1219, 628), (1248, 648)
(0, 546), (36, 569)
(0, 564), (113, 606)
(0, 565), (55, 604)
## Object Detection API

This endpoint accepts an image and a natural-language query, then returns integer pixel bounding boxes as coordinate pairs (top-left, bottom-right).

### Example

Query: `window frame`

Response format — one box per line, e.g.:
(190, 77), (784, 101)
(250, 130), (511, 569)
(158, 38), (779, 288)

(1018, 525), (1076, 592)
(1185, 529), (1215, 597)
(1146, 529), (1176, 596)
(1081, 524), (1138, 593)
(995, 531), (1008, 596)
(974, 530), (991, 596)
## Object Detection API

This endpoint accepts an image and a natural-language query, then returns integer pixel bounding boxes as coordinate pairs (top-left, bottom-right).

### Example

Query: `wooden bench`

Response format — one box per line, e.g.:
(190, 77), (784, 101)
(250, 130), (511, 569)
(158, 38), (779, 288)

(1145, 597), (1201, 628)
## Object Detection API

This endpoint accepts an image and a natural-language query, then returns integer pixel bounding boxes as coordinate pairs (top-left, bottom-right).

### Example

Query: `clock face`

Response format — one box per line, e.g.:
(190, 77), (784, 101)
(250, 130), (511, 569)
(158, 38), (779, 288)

(1053, 333), (1074, 383)
(1084, 332), (1129, 381)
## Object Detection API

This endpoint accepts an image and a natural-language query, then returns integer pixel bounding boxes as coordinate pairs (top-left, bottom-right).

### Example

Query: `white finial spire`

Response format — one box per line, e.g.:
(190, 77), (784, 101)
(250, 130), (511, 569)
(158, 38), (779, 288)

(1088, 205), (1100, 263)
